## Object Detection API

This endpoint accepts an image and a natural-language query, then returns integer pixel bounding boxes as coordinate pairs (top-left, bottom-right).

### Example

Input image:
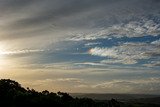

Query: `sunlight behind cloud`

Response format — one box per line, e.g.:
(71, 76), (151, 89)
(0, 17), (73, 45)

(0, 42), (7, 56)
(0, 0), (159, 94)
(0, 42), (10, 70)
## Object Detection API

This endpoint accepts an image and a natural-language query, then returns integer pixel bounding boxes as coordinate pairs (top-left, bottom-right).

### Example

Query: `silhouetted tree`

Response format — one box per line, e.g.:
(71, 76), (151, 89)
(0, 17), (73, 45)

(0, 79), (122, 107)
(0, 79), (26, 106)
(57, 91), (73, 101)
(42, 90), (49, 95)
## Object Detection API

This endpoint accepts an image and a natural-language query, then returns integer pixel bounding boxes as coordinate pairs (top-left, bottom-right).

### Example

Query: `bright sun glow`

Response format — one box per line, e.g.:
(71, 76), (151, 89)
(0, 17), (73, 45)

(0, 42), (12, 56)
(0, 43), (11, 70)
(0, 42), (7, 56)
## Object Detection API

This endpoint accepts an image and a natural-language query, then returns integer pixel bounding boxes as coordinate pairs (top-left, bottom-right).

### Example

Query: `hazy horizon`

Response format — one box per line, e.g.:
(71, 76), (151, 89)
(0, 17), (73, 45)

(0, 0), (160, 94)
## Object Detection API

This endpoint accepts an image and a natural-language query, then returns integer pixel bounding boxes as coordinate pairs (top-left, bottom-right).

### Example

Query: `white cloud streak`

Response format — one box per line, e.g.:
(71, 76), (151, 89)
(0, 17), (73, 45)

(151, 39), (160, 45)
(84, 42), (101, 47)
(101, 59), (137, 65)
(75, 62), (105, 66)
(89, 42), (160, 65)
(0, 49), (45, 56)
(55, 78), (83, 83)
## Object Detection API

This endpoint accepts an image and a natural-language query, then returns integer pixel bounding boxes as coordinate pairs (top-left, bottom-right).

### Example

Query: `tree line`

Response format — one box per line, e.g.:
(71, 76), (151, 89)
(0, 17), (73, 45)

(0, 79), (120, 107)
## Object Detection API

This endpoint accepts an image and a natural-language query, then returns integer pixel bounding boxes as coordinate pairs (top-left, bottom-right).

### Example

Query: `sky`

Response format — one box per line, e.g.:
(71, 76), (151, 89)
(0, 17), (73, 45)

(0, 0), (160, 94)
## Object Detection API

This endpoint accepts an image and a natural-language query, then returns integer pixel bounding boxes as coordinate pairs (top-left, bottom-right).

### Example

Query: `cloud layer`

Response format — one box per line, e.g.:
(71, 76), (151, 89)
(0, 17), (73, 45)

(0, 0), (160, 94)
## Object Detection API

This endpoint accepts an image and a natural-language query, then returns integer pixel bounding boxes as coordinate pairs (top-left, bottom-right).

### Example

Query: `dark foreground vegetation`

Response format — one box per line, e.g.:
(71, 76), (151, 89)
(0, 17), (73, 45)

(0, 79), (160, 107)
(0, 79), (120, 107)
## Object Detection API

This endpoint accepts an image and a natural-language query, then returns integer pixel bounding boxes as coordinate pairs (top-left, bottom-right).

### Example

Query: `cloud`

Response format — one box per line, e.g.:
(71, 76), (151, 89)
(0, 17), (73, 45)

(0, 0), (160, 94)
(73, 77), (160, 94)
(151, 39), (160, 45)
(84, 42), (101, 47)
(68, 18), (160, 41)
(75, 62), (105, 66)
(89, 42), (160, 65)
(1, 0), (160, 42)
(76, 78), (160, 94)
(89, 47), (118, 58)
(101, 59), (137, 65)
(143, 61), (160, 67)
(23, 77), (87, 92)
(55, 78), (83, 83)
(31, 79), (54, 86)
(3, 62), (160, 93)
(0, 49), (45, 56)
(0, 0), (113, 41)
(74, 84), (89, 88)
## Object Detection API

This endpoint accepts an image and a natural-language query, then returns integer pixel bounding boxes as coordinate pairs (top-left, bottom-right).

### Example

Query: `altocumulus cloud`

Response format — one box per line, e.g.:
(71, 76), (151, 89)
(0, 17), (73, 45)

(68, 18), (160, 41)
(89, 42), (160, 65)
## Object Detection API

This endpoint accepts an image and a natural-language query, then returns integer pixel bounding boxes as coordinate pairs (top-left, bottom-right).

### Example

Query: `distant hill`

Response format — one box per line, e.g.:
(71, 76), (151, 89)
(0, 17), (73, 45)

(130, 97), (160, 105)
(71, 93), (160, 107)
(71, 93), (160, 100)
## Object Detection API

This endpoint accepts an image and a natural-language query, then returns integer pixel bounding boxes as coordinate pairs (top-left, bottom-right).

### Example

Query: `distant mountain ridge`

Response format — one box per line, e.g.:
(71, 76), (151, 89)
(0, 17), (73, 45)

(71, 93), (160, 100)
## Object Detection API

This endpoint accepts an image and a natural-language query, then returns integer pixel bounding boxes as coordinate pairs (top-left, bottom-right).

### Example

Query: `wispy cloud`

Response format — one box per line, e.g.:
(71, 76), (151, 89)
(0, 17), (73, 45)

(55, 78), (83, 83)
(89, 42), (160, 65)
(75, 78), (160, 94)
(84, 42), (101, 47)
(143, 61), (160, 67)
(68, 19), (160, 41)
(151, 39), (160, 45)
(0, 49), (45, 56)
(75, 62), (105, 66)
(101, 59), (137, 65)
(92, 78), (160, 93)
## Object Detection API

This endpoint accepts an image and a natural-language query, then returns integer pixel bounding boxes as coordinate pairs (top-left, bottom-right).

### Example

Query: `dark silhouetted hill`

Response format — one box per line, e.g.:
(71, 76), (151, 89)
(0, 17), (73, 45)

(0, 79), (160, 107)
(0, 79), (119, 107)
(71, 93), (160, 100)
